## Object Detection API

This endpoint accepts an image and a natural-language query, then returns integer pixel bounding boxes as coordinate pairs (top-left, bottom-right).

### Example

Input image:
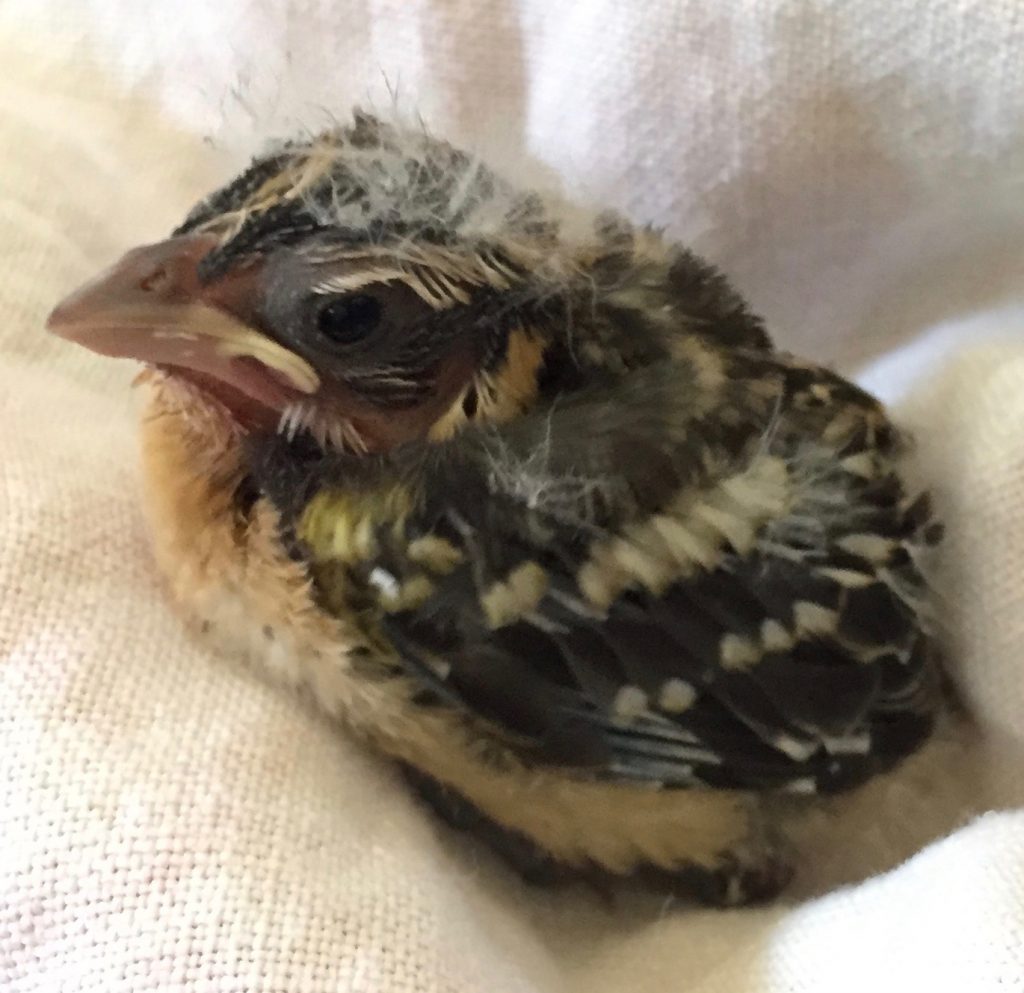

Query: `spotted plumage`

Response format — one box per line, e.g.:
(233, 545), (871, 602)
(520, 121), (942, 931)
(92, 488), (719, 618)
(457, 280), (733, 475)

(47, 111), (944, 905)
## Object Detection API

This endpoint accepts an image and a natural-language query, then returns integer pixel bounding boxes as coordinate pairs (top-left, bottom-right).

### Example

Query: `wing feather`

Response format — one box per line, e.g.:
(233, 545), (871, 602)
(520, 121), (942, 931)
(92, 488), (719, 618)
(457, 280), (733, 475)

(251, 353), (939, 795)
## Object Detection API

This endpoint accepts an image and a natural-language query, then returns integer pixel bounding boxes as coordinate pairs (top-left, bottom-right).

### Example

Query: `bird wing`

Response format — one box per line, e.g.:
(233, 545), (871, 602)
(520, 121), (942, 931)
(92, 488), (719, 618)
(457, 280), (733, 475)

(250, 353), (938, 795)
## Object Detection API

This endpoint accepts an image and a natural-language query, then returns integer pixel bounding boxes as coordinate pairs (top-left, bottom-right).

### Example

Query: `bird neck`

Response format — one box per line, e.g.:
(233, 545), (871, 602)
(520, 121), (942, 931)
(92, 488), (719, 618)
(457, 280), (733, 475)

(137, 375), (251, 575)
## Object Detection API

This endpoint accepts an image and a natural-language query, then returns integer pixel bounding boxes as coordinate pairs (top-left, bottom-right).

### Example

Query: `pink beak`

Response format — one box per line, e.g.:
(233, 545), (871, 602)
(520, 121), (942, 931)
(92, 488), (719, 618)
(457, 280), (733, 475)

(46, 234), (319, 412)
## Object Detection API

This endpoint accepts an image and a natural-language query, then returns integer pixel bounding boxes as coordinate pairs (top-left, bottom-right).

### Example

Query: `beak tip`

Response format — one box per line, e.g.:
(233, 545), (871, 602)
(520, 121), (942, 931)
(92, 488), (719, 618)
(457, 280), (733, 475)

(45, 292), (90, 340)
(44, 305), (63, 333)
(44, 300), (72, 336)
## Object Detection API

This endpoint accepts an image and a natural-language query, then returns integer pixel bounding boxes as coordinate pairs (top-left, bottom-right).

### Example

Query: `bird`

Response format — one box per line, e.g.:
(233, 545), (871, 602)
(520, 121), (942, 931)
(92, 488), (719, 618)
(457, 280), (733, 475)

(46, 111), (944, 906)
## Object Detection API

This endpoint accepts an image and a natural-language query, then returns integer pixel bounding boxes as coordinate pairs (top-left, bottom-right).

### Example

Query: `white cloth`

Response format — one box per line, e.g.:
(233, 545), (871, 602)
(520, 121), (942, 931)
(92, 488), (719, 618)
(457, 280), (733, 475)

(2, 4), (1024, 990)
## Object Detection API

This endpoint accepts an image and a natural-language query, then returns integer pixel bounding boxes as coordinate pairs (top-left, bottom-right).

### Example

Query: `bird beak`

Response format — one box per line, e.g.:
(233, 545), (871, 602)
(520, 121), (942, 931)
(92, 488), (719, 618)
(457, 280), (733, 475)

(46, 234), (319, 410)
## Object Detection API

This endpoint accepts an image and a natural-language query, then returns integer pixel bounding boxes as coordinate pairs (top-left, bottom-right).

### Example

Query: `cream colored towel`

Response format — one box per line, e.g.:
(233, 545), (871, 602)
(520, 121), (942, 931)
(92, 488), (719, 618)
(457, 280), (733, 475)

(3, 4), (1024, 989)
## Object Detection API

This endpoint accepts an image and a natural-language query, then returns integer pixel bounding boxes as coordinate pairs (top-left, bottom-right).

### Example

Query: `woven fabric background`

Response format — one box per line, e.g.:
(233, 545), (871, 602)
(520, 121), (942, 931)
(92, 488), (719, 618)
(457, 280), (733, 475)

(2, 4), (1024, 989)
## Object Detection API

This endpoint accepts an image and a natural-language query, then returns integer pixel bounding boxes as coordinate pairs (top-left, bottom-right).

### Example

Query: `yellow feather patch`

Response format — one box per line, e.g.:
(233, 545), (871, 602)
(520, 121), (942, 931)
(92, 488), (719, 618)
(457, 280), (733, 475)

(576, 454), (790, 609)
(649, 514), (719, 570)
(429, 328), (546, 442)
(692, 502), (757, 554)
(407, 535), (465, 574)
(427, 391), (473, 442)
(608, 536), (677, 593)
(481, 561), (550, 629)
(377, 573), (436, 612)
(478, 329), (546, 420)
(577, 553), (631, 611)
(716, 456), (789, 516)
(298, 487), (412, 565)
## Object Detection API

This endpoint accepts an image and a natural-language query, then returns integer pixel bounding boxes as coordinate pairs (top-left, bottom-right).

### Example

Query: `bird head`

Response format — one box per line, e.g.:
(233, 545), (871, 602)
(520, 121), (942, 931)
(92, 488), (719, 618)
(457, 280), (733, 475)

(47, 112), (766, 454)
(47, 114), (575, 452)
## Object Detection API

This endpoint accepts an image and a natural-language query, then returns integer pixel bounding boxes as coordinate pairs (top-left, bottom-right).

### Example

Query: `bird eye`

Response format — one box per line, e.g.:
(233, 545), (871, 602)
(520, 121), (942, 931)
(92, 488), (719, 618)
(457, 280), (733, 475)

(316, 294), (383, 345)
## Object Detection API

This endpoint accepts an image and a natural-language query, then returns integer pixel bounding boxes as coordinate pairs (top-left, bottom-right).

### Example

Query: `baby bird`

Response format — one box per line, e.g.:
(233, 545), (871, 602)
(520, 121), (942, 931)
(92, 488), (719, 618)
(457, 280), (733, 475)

(47, 113), (943, 905)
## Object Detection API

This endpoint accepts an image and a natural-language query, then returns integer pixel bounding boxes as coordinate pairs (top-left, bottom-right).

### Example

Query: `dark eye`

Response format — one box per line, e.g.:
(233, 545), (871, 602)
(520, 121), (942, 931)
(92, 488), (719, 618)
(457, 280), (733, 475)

(316, 293), (383, 345)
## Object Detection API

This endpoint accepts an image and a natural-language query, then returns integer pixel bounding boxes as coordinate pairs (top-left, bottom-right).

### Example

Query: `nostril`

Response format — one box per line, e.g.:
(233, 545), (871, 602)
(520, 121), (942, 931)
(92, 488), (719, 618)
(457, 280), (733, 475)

(139, 264), (172, 294)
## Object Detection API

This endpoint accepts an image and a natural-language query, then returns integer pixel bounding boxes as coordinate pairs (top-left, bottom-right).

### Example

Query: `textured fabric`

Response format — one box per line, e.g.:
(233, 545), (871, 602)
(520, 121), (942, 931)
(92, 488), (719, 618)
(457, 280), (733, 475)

(2, 4), (1024, 989)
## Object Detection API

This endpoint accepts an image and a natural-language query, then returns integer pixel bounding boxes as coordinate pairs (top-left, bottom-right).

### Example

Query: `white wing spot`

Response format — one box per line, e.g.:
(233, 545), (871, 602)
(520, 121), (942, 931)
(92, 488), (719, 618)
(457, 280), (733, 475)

(613, 685), (649, 719)
(793, 601), (839, 636)
(818, 567), (874, 588)
(772, 734), (819, 762)
(719, 634), (761, 670)
(823, 734), (871, 755)
(658, 678), (697, 713)
(760, 619), (794, 653)
(783, 777), (818, 795)
(838, 533), (894, 561)
(368, 567), (399, 598)
(841, 452), (876, 478)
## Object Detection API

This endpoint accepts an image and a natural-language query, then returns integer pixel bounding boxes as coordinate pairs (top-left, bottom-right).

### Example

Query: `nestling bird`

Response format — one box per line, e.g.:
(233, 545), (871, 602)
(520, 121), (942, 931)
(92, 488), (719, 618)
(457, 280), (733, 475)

(47, 112), (943, 905)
